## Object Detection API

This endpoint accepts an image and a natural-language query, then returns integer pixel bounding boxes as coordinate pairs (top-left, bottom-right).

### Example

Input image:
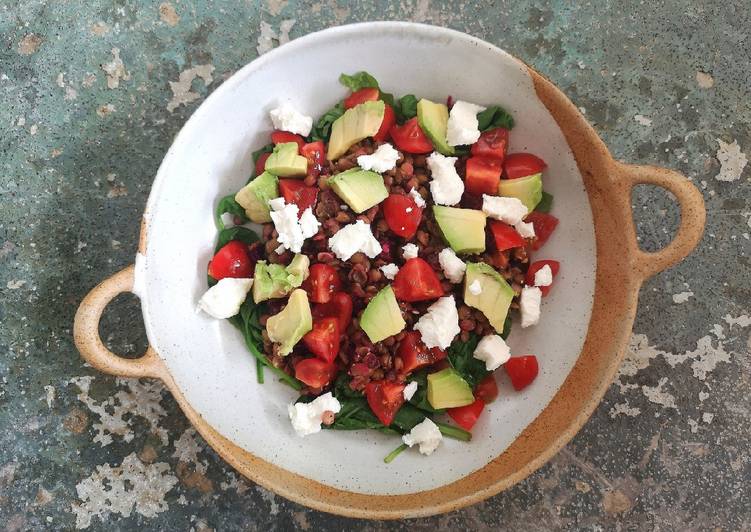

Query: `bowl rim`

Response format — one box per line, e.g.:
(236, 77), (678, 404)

(74, 21), (705, 519)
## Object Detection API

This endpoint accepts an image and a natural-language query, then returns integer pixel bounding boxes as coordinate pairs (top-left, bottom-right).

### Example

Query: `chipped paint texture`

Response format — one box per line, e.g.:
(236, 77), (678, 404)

(1, 1), (750, 530)
(68, 377), (168, 447)
(166, 65), (215, 112)
(72, 453), (178, 529)
(715, 139), (748, 182)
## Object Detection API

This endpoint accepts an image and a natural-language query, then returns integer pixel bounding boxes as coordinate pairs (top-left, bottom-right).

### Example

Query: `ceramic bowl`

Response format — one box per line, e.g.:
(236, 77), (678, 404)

(74, 22), (705, 518)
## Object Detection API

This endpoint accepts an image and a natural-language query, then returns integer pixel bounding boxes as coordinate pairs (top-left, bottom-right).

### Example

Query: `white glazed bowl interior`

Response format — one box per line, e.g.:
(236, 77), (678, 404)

(135, 22), (595, 495)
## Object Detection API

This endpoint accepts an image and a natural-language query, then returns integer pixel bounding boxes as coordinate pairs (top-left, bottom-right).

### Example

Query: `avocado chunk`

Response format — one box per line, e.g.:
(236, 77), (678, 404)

(498, 173), (543, 212)
(463, 262), (514, 334)
(285, 253), (310, 279)
(328, 168), (388, 213)
(235, 171), (279, 223)
(427, 368), (474, 409)
(433, 206), (487, 254)
(359, 285), (406, 343)
(266, 289), (312, 356)
(252, 255), (309, 303)
(264, 142), (308, 177)
(327, 100), (385, 161)
(417, 99), (454, 156)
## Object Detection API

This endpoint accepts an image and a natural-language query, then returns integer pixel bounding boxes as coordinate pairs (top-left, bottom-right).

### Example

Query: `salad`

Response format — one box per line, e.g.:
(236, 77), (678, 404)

(198, 72), (560, 462)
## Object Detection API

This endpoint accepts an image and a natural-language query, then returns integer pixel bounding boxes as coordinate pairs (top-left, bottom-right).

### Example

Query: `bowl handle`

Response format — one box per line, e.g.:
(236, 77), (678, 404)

(73, 265), (165, 379)
(615, 162), (706, 280)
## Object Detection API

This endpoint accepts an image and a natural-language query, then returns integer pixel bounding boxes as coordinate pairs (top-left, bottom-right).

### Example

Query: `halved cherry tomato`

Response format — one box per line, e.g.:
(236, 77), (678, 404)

(294, 358), (338, 388)
(392, 258), (444, 302)
(505, 355), (539, 391)
(389, 117), (433, 154)
(303, 317), (340, 363)
(344, 87), (379, 109)
(465, 157), (502, 196)
(255, 152), (271, 176)
(365, 381), (406, 426)
(489, 220), (526, 252)
(504, 153), (547, 180)
(524, 212), (559, 251)
(382, 194), (422, 239)
(301, 141), (326, 178)
(474, 374), (499, 403)
(447, 397), (484, 431)
(303, 263), (342, 304)
(525, 260), (560, 296)
(374, 104), (396, 142)
(471, 128), (509, 161)
(279, 179), (318, 215)
(270, 131), (305, 151)
(396, 331), (447, 375)
(312, 292), (353, 331)
(207, 240), (254, 280)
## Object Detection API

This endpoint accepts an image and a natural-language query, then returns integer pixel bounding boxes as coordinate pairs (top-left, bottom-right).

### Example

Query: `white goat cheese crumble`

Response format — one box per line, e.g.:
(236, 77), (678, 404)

(357, 143), (400, 173)
(446, 100), (486, 146)
(288, 392), (341, 437)
(328, 220), (382, 261)
(473, 335), (511, 371)
(402, 417), (442, 455)
(520, 286), (542, 328)
(198, 278), (253, 319)
(427, 152), (464, 206)
(413, 295), (460, 350)
(269, 102), (313, 136)
(438, 248), (466, 283)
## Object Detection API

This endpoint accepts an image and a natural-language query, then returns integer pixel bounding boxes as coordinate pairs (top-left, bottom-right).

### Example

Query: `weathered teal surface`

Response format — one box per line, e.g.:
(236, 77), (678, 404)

(1, 1), (749, 530)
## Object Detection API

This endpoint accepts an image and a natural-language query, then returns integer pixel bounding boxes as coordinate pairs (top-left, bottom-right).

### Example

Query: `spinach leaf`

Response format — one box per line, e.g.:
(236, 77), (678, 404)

(327, 397), (398, 434)
(333, 372), (363, 399)
(476, 105), (515, 131)
(394, 94), (418, 122)
(379, 91), (395, 108)
(308, 102), (345, 142)
(535, 191), (554, 213)
(407, 371), (444, 413)
(446, 334), (488, 389)
(215, 226), (259, 252)
(252, 143), (273, 163)
(339, 71), (379, 91)
(214, 194), (248, 230)
(501, 315), (512, 340)
(229, 298), (302, 390)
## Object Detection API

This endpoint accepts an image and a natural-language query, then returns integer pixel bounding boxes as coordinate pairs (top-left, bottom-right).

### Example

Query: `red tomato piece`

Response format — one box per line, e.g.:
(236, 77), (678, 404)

(505, 355), (539, 391)
(465, 157), (502, 196)
(374, 104), (396, 142)
(382, 194), (423, 239)
(207, 240), (254, 280)
(278, 179), (318, 215)
(365, 381), (406, 426)
(471, 128), (509, 161)
(300, 141), (326, 178)
(474, 374), (499, 403)
(312, 292), (353, 331)
(525, 212), (559, 251)
(392, 258), (444, 302)
(447, 397), (484, 431)
(504, 153), (547, 180)
(294, 358), (338, 388)
(302, 317), (340, 363)
(344, 87), (380, 109)
(389, 117), (433, 154)
(525, 260), (560, 296)
(396, 331), (447, 375)
(303, 263), (342, 304)
(255, 152), (271, 176)
(488, 220), (526, 252)
(270, 131), (305, 151)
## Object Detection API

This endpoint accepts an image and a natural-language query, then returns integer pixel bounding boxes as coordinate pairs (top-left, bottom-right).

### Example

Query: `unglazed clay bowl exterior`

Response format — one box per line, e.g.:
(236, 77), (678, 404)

(74, 22), (705, 518)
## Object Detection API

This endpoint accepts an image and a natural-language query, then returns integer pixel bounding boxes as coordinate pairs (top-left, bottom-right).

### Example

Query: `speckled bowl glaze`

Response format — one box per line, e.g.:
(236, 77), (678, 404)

(74, 22), (705, 518)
